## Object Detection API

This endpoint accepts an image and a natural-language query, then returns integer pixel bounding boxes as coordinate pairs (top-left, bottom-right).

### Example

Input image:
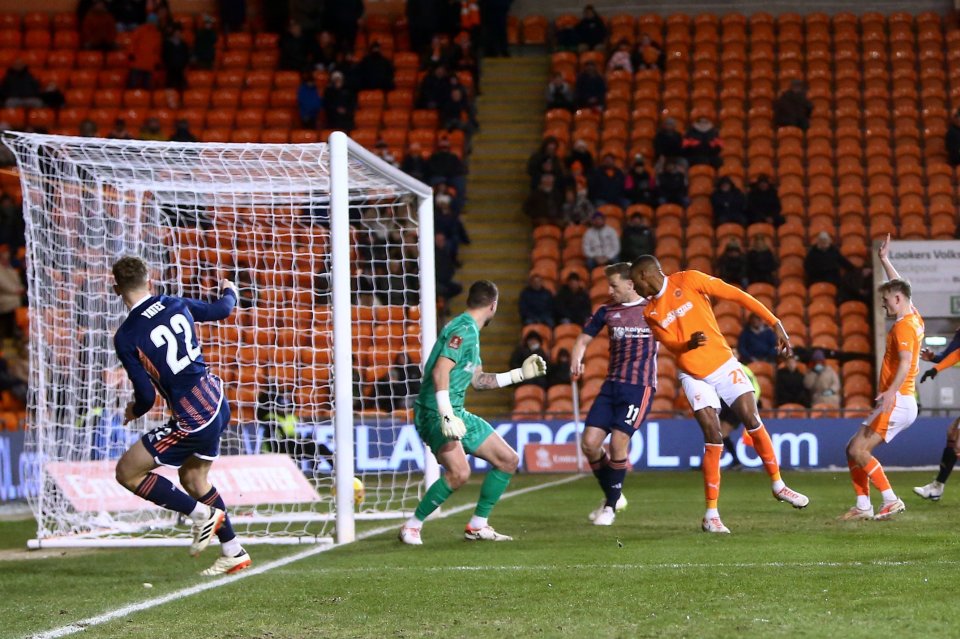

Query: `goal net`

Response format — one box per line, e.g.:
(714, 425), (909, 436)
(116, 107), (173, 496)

(5, 131), (436, 548)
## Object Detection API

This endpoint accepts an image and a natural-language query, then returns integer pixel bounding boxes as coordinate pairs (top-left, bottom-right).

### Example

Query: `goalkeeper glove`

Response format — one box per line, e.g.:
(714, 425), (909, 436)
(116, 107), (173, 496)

(440, 413), (466, 440)
(920, 368), (938, 384)
(509, 354), (548, 385)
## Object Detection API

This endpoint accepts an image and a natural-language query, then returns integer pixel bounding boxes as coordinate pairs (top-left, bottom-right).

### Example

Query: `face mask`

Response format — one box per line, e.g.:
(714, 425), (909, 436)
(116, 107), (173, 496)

(814, 364), (824, 372)
(529, 342), (540, 350)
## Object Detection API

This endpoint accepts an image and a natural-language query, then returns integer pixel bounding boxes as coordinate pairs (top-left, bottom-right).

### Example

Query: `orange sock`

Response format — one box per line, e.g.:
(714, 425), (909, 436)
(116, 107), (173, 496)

(703, 444), (722, 509)
(863, 457), (891, 492)
(847, 458), (870, 497)
(746, 424), (782, 483)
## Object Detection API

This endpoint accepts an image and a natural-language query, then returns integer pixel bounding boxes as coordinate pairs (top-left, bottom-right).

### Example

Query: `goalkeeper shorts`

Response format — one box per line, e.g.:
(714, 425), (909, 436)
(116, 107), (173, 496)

(142, 401), (231, 468)
(414, 405), (494, 455)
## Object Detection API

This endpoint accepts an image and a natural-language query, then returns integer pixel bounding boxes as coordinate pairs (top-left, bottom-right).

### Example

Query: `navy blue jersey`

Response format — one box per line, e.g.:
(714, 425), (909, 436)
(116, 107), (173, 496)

(114, 290), (236, 431)
(931, 328), (960, 364)
(583, 298), (658, 386)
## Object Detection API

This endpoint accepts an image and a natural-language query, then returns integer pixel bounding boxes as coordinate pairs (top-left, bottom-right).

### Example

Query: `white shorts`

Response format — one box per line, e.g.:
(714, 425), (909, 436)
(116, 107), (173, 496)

(863, 393), (918, 443)
(679, 357), (755, 412)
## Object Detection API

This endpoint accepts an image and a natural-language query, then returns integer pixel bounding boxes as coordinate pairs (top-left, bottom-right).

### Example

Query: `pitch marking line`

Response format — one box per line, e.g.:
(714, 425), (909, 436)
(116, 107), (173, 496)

(29, 474), (583, 639)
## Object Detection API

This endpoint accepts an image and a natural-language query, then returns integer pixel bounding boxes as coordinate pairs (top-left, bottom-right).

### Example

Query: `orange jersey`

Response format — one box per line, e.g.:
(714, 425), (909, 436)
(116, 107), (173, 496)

(644, 270), (779, 378)
(879, 309), (924, 396)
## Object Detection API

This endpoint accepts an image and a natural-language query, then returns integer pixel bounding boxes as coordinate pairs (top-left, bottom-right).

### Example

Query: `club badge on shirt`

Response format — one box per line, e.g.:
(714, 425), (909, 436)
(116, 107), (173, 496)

(448, 335), (462, 350)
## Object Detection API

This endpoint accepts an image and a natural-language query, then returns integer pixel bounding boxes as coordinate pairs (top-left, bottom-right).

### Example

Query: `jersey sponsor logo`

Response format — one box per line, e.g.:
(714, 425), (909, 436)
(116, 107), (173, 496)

(612, 326), (650, 339)
(448, 335), (462, 350)
(660, 301), (694, 328)
(674, 289), (682, 298)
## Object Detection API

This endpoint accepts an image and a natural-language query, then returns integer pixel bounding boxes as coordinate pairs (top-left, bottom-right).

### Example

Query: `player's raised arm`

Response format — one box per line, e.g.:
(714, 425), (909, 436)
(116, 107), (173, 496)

(471, 357), (547, 390)
(114, 332), (156, 423)
(693, 271), (791, 353)
(182, 279), (238, 322)
(877, 233), (901, 281)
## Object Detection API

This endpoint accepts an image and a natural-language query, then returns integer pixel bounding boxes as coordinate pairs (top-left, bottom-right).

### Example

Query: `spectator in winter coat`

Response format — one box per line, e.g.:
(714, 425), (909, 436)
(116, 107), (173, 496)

(582, 212), (620, 269)
(561, 183), (594, 226)
(620, 213), (656, 262)
(633, 33), (664, 70)
(400, 142), (428, 181)
(545, 72), (575, 111)
(682, 115), (723, 167)
(417, 64), (453, 109)
(657, 159), (689, 206)
(519, 275), (555, 326)
(170, 118), (197, 142)
(575, 5), (608, 50)
(40, 81), (65, 109)
(355, 41), (395, 91)
(565, 138), (595, 174)
(527, 136), (564, 190)
(192, 15), (217, 69)
(587, 154), (628, 207)
(439, 86), (477, 139)
(624, 155), (658, 207)
(738, 313), (778, 363)
(803, 349), (840, 406)
(606, 40), (633, 73)
(775, 355), (809, 407)
(1, 60), (42, 108)
(297, 73), (323, 127)
(773, 80), (813, 130)
(81, 0), (117, 51)
(715, 238), (748, 288)
(553, 272), (591, 326)
(947, 108), (960, 167)
(653, 117), (684, 165)
(509, 332), (550, 389)
(746, 234), (778, 285)
(746, 174), (784, 226)
(711, 177), (747, 226)
(574, 61), (606, 109)
(279, 19), (314, 71)
(547, 349), (573, 387)
(426, 137), (467, 205)
(524, 173), (564, 226)
(162, 25), (190, 90)
(324, 71), (356, 130)
(804, 231), (855, 288)
(127, 15), (163, 89)
(0, 245), (23, 339)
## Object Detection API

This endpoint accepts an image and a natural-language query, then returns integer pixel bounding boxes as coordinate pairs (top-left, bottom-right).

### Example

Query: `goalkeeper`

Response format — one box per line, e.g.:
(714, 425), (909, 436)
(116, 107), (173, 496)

(399, 280), (547, 545)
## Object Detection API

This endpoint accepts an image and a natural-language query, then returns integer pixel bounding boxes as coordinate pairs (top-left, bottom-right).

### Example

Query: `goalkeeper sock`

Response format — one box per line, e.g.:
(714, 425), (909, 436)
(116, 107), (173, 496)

(135, 473), (197, 516)
(474, 469), (513, 518)
(199, 486), (236, 543)
(604, 458), (628, 509)
(936, 446), (957, 484)
(413, 477), (454, 522)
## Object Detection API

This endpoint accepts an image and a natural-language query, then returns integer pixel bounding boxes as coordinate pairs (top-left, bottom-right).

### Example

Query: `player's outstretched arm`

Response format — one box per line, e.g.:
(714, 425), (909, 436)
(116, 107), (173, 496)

(697, 272), (779, 325)
(471, 356), (547, 391)
(877, 233), (901, 281)
(183, 279), (238, 322)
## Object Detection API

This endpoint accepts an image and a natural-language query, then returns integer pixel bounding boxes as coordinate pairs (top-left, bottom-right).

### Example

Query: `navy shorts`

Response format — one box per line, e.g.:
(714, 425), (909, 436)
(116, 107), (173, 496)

(141, 401), (231, 468)
(585, 380), (654, 435)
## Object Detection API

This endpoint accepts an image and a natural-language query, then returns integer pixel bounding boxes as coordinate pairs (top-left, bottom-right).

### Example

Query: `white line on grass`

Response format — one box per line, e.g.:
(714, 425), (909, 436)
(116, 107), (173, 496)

(29, 474), (583, 639)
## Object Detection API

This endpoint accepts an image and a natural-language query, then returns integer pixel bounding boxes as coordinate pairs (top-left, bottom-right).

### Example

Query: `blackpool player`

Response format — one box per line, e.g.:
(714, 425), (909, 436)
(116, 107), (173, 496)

(841, 234), (922, 520)
(398, 280), (546, 545)
(913, 325), (960, 501)
(630, 256), (809, 534)
(569, 263), (657, 526)
(112, 256), (251, 575)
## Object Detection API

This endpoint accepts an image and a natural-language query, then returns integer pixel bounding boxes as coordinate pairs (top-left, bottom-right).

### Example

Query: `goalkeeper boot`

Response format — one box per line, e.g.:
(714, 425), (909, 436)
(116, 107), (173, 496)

(190, 506), (225, 557)
(200, 550), (252, 576)
(398, 526), (423, 546)
(701, 515), (731, 534)
(464, 525), (513, 541)
(588, 494), (628, 521)
(773, 485), (810, 509)
(592, 506), (616, 526)
(913, 481), (944, 501)
(874, 498), (906, 521)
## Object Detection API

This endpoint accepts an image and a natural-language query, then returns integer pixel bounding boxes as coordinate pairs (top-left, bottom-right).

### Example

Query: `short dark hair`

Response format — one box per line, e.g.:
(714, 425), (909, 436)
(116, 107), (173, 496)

(630, 254), (661, 276)
(604, 262), (632, 280)
(879, 278), (912, 299)
(112, 256), (148, 294)
(466, 280), (498, 308)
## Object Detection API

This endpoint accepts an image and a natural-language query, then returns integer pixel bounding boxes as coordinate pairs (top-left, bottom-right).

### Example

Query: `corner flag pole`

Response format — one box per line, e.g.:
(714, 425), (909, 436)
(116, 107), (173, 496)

(572, 379), (585, 473)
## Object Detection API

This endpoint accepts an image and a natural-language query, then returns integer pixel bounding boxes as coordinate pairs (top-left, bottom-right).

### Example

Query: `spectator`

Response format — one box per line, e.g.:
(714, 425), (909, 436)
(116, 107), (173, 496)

(775, 354), (809, 407)
(170, 118), (196, 142)
(433, 190), (469, 263)
(509, 332), (550, 389)
(554, 272), (591, 326)
(374, 259), (419, 307)
(561, 182), (594, 226)
(682, 114), (722, 167)
(803, 349), (840, 406)
(451, 31), (480, 88)
(40, 81), (65, 110)
(773, 79), (814, 130)
(575, 5), (607, 51)
(523, 173), (564, 226)
(479, 0), (513, 58)
(110, 0), (147, 31)
(426, 137), (467, 206)
(127, 14), (162, 89)
(565, 138), (594, 174)
(81, 0), (117, 51)
(314, 31), (338, 71)
(633, 33), (664, 70)
(838, 264), (874, 305)
(527, 136), (563, 189)
(139, 117), (164, 140)
(297, 72), (323, 128)
(322, 0), (364, 54)
(738, 313), (778, 363)
(587, 153), (627, 208)
(624, 155), (658, 207)
(107, 118), (134, 139)
(607, 39), (633, 73)
(657, 159), (689, 206)
(0, 60), (42, 108)
(78, 118), (98, 137)
(406, 0), (439, 55)
(746, 174), (784, 226)
(711, 177), (747, 226)
(162, 25), (190, 90)
(582, 212), (620, 269)
(545, 72), (575, 111)
(574, 60), (606, 109)
(547, 348), (573, 387)
(620, 213), (656, 262)
(716, 238), (748, 288)
(0, 194), (23, 247)
(434, 233), (462, 301)
(417, 64), (453, 110)
(373, 139), (398, 168)
(519, 275), (555, 326)
(439, 86), (478, 140)
(0, 245), (23, 339)
(323, 71), (356, 130)
(0, 346), (27, 405)
(373, 353), (421, 412)
(947, 108), (960, 167)
(804, 231), (855, 287)
(424, 33), (457, 71)
(192, 15), (217, 69)
(279, 19), (314, 71)
(653, 118), (684, 166)
(746, 234), (778, 285)
(355, 41), (395, 91)
(400, 142), (428, 181)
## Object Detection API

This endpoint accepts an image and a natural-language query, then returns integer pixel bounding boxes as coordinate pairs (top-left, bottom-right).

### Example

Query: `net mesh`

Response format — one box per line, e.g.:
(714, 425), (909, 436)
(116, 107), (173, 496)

(6, 134), (428, 544)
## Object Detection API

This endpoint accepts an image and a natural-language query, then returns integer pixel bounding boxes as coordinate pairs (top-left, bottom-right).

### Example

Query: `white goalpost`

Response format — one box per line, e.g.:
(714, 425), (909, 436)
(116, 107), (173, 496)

(5, 131), (440, 548)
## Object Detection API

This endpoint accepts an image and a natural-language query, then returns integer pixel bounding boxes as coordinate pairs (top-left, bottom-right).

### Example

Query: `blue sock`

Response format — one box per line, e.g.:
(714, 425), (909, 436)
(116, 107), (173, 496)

(590, 450), (611, 496)
(135, 473), (197, 516)
(199, 486), (236, 543)
(605, 458), (628, 508)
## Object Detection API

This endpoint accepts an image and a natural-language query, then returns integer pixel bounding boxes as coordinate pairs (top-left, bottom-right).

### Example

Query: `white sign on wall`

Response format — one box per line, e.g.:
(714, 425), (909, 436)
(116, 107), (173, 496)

(887, 241), (960, 317)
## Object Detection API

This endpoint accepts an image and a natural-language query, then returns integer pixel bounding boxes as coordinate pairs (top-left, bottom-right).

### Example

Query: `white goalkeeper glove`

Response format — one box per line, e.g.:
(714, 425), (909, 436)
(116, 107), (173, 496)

(440, 413), (466, 440)
(509, 354), (548, 385)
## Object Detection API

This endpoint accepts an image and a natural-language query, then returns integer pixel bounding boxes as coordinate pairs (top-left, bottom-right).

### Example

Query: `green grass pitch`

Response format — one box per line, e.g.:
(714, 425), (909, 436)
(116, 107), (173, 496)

(4, 470), (960, 639)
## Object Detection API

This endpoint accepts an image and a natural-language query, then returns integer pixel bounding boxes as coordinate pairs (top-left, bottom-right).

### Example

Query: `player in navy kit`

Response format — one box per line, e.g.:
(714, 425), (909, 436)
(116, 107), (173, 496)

(570, 262), (658, 526)
(112, 256), (251, 576)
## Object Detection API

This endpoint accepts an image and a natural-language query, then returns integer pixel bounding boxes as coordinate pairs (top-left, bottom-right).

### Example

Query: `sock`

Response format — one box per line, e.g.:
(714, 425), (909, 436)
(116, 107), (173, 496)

(199, 486), (236, 543)
(189, 502), (211, 521)
(705, 507), (720, 519)
(413, 476), (454, 522)
(604, 458), (628, 508)
(936, 446), (957, 484)
(221, 538), (243, 557)
(468, 515), (488, 530)
(746, 424), (782, 483)
(474, 468), (512, 518)
(863, 457), (896, 501)
(590, 450), (611, 497)
(848, 459), (871, 509)
(404, 515), (423, 530)
(722, 435), (741, 465)
(703, 444), (722, 510)
(134, 473), (198, 516)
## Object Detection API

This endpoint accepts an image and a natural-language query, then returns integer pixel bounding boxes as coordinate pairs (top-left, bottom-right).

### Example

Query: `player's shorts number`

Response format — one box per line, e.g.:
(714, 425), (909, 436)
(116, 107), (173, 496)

(150, 313), (202, 374)
(624, 404), (639, 425)
(729, 368), (746, 385)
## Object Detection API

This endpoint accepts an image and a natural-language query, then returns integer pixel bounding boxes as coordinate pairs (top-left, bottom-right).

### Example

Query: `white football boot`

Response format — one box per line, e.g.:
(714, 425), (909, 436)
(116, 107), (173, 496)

(773, 485), (810, 509)
(913, 481), (944, 501)
(592, 506), (616, 526)
(838, 505), (874, 521)
(587, 494), (628, 521)
(873, 498), (906, 520)
(398, 526), (423, 546)
(701, 515), (731, 534)
(464, 525), (513, 541)
(200, 550), (252, 576)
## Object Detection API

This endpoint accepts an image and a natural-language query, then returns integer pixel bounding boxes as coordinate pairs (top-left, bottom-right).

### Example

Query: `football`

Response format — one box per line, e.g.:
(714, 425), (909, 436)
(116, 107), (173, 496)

(332, 477), (365, 507)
